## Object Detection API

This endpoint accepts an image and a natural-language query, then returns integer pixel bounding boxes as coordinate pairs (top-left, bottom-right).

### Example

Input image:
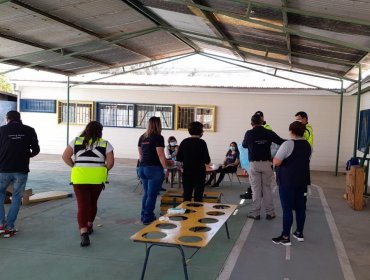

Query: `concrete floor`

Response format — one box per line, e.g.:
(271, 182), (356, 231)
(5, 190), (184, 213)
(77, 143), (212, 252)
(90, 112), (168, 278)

(0, 154), (368, 280)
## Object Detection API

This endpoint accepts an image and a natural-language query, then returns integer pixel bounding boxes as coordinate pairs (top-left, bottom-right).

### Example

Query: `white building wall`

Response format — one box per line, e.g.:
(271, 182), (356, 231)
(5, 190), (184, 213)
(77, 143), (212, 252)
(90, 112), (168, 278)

(18, 83), (356, 172)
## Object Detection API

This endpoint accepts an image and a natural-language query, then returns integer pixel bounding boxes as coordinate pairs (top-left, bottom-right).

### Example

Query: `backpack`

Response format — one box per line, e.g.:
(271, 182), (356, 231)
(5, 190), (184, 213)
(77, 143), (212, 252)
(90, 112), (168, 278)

(346, 157), (360, 171)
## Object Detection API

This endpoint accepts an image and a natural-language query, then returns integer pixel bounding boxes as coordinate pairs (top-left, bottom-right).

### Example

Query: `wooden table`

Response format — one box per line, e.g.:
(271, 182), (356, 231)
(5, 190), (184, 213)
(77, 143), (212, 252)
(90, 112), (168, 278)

(131, 202), (238, 280)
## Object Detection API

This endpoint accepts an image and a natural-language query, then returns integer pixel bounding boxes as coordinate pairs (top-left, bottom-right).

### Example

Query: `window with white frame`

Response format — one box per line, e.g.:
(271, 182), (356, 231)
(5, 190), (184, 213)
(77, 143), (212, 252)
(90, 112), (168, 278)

(97, 103), (134, 127)
(135, 104), (174, 129)
(58, 101), (93, 125)
(176, 105), (216, 131)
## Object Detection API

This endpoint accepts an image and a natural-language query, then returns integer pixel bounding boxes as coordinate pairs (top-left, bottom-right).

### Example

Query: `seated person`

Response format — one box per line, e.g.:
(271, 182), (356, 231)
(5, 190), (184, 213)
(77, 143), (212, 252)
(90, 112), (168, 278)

(165, 136), (179, 183)
(206, 142), (240, 188)
(165, 136), (178, 160)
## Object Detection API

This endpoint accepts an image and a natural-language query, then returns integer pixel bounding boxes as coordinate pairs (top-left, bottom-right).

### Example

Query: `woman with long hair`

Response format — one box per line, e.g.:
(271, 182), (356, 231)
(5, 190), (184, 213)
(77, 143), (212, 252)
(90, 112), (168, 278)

(62, 121), (114, 247)
(206, 141), (240, 188)
(272, 121), (311, 246)
(138, 116), (170, 225)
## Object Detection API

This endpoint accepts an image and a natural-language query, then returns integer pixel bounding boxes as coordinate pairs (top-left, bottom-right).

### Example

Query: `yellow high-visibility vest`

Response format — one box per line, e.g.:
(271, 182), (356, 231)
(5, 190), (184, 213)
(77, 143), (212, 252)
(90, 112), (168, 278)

(71, 137), (108, 184)
(304, 123), (314, 147)
(263, 123), (272, 130)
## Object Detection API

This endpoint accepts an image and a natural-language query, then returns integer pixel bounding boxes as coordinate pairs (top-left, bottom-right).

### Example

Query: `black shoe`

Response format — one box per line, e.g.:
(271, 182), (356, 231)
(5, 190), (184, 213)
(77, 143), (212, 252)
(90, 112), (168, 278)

(266, 214), (276, 220)
(87, 225), (93, 235)
(247, 214), (260, 220)
(240, 192), (252, 199)
(272, 235), (291, 246)
(160, 188), (166, 191)
(205, 181), (212, 186)
(80, 232), (90, 247)
(293, 231), (304, 242)
(211, 184), (220, 188)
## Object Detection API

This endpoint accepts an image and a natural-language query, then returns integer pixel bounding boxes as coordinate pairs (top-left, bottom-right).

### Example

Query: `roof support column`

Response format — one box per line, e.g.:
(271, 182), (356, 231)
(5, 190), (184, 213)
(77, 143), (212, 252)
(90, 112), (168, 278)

(66, 76), (70, 146)
(335, 80), (344, 176)
(354, 65), (362, 157)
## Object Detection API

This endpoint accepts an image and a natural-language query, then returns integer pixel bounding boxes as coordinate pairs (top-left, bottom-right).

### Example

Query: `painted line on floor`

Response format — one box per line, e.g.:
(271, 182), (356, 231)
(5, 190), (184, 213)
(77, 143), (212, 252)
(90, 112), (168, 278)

(217, 218), (254, 280)
(273, 185), (277, 193)
(286, 246), (291, 260)
(308, 186), (312, 196)
(284, 278), (289, 280)
(312, 184), (356, 280)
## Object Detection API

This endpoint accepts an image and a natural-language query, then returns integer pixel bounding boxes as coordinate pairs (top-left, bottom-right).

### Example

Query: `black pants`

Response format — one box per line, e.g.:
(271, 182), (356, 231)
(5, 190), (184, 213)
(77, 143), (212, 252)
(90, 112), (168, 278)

(207, 166), (237, 185)
(182, 174), (205, 202)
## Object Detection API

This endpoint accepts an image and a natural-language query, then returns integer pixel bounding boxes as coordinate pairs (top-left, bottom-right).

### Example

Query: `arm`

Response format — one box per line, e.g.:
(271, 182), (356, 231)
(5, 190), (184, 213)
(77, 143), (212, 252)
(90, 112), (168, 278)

(156, 147), (168, 168)
(273, 157), (282, 166)
(204, 142), (211, 165)
(138, 146), (143, 162)
(106, 151), (114, 170)
(270, 131), (285, 145)
(164, 146), (171, 159)
(30, 128), (40, 157)
(62, 146), (74, 167)
(242, 131), (248, 148)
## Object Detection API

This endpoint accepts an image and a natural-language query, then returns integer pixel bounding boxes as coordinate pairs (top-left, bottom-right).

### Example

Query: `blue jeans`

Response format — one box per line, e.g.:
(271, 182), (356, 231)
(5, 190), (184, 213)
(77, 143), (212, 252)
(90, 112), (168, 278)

(0, 173), (28, 229)
(138, 166), (164, 223)
(279, 184), (306, 236)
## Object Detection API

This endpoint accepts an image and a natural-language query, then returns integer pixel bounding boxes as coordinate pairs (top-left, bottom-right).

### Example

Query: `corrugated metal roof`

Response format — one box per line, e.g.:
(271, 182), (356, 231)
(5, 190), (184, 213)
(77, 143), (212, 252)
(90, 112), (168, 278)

(0, 0), (369, 82)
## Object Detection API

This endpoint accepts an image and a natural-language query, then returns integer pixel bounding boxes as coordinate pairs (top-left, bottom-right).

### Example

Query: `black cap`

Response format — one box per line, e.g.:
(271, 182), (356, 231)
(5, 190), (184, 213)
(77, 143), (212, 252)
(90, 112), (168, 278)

(255, 111), (263, 117)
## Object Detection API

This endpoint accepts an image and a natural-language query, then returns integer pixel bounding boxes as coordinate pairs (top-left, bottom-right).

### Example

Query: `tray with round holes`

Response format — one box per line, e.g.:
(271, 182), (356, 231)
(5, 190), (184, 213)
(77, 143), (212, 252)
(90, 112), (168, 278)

(130, 202), (238, 248)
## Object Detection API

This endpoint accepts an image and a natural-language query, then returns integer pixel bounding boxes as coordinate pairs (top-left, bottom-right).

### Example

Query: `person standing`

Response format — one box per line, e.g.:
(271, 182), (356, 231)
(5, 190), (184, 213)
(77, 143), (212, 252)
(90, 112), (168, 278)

(295, 111), (313, 147)
(295, 111), (313, 207)
(138, 117), (170, 225)
(0, 111), (40, 238)
(242, 114), (285, 220)
(240, 111), (272, 199)
(272, 121), (312, 245)
(62, 121), (114, 247)
(255, 110), (272, 130)
(177, 122), (211, 202)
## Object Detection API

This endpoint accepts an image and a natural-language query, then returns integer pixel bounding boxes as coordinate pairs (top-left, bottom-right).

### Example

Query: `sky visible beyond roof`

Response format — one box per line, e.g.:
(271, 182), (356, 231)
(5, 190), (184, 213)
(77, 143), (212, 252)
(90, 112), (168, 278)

(1, 54), (348, 90)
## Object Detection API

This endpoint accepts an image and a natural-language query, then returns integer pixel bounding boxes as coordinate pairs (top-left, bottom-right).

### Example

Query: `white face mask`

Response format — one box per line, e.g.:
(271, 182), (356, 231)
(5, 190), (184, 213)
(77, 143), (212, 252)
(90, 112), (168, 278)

(170, 141), (177, 146)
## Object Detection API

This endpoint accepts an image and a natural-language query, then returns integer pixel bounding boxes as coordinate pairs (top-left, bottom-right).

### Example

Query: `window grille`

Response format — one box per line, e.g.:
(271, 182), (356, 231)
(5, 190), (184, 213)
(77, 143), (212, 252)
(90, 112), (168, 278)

(136, 104), (174, 129)
(58, 101), (93, 125)
(176, 105), (216, 131)
(20, 99), (56, 113)
(97, 103), (134, 127)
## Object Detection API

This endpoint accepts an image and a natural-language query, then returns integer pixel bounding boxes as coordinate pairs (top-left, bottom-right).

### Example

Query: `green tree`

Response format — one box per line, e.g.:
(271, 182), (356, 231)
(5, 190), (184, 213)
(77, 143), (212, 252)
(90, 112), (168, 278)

(0, 75), (11, 93)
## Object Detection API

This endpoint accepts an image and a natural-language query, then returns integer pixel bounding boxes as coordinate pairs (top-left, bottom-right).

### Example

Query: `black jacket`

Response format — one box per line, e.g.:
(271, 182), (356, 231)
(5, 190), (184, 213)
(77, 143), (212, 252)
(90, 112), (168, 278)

(242, 126), (285, 161)
(0, 120), (40, 173)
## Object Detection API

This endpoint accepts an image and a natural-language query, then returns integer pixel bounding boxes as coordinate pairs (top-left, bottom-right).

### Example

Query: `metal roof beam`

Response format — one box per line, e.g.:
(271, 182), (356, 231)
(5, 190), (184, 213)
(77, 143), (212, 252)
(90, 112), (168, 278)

(0, 27), (160, 75)
(70, 53), (196, 87)
(0, 27), (159, 65)
(190, 0), (246, 60)
(200, 52), (345, 82)
(10, 0), (151, 59)
(1, 59), (75, 76)
(230, 0), (370, 27)
(122, 0), (201, 52)
(281, 0), (292, 64)
(163, 26), (356, 67)
(181, 34), (353, 81)
(0, 32), (114, 68)
(201, 53), (340, 94)
(166, 0), (369, 54)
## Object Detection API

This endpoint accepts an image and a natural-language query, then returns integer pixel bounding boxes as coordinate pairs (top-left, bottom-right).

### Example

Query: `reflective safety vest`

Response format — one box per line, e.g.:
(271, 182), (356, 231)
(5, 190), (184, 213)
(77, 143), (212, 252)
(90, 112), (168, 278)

(71, 137), (108, 184)
(304, 123), (314, 147)
(263, 123), (272, 130)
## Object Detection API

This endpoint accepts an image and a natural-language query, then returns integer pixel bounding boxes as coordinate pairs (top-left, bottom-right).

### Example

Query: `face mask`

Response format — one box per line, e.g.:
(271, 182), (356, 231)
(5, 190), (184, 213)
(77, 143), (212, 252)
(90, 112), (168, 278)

(170, 141), (177, 146)
(230, 146), (235, 151)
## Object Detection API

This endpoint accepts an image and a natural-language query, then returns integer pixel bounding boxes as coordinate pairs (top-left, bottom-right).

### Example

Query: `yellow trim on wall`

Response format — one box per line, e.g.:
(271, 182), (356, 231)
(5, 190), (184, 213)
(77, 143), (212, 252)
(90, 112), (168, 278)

(175, 104), (216, 132)
(57, 100), (94, 125)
